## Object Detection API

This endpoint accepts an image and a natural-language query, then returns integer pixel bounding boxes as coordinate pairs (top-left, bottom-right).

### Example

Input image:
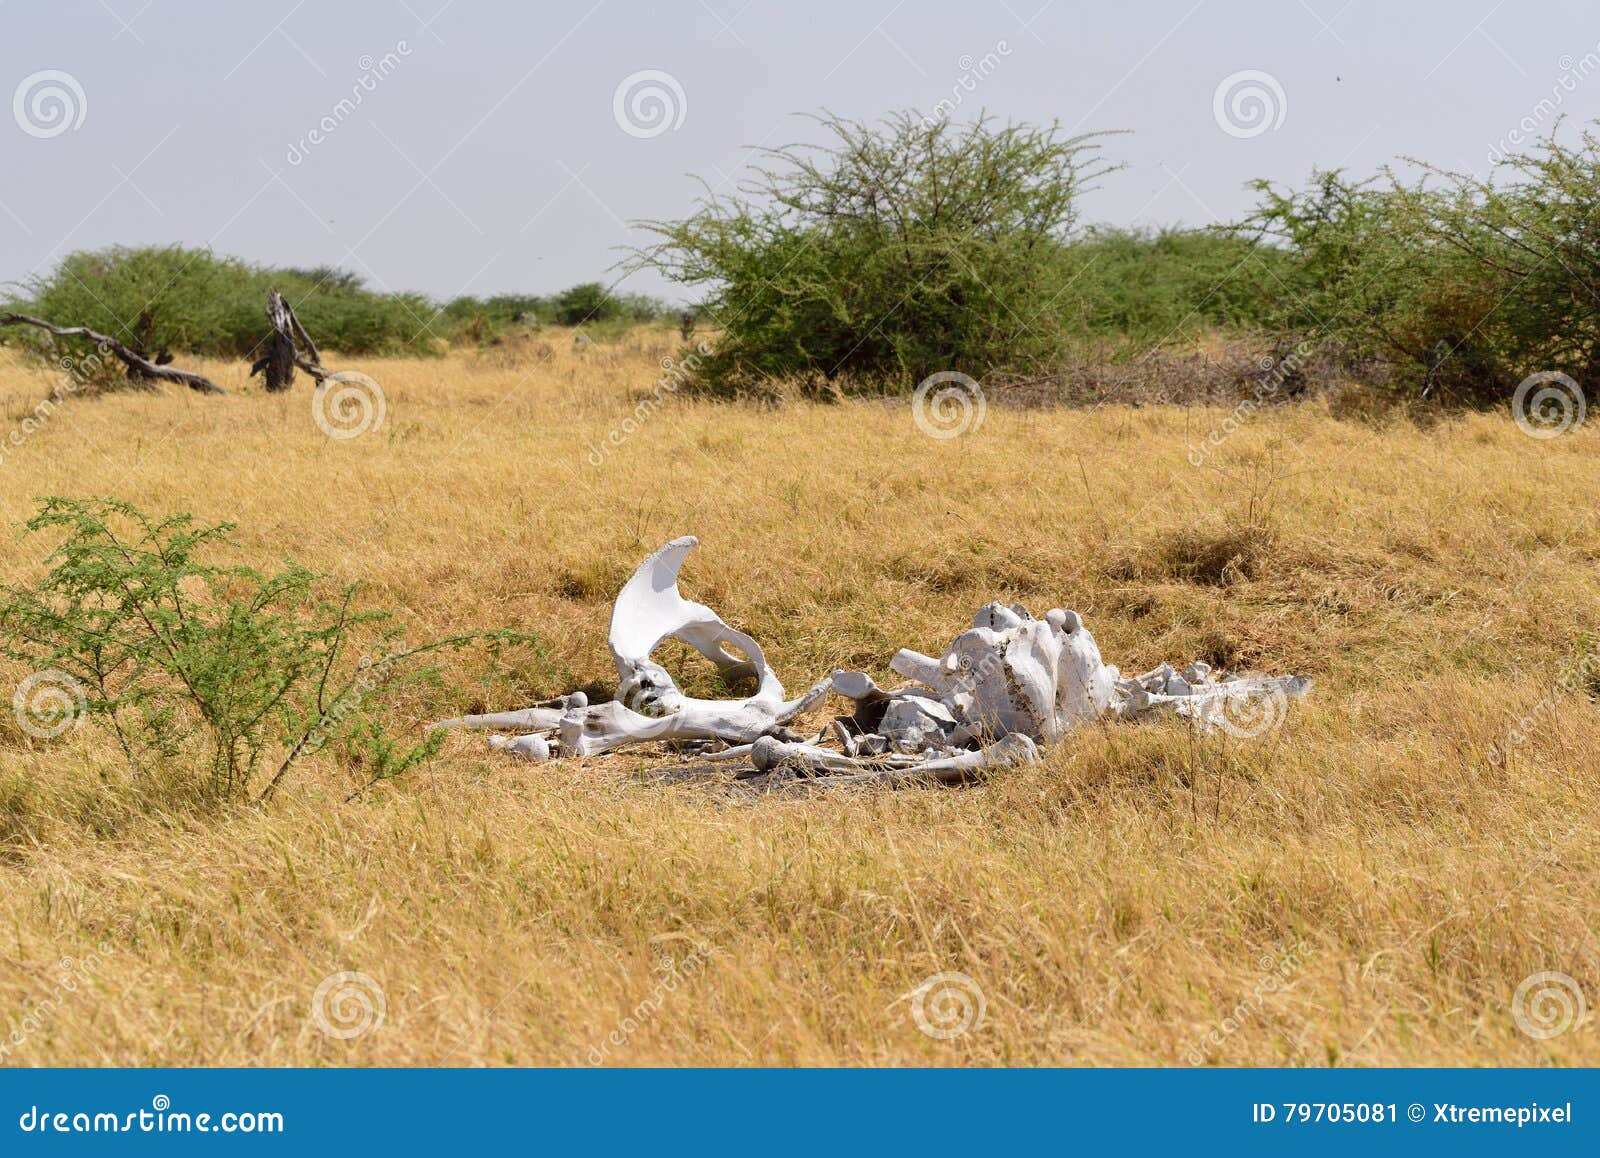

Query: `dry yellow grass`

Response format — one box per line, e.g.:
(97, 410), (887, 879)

(0, 329), (1596, 1066)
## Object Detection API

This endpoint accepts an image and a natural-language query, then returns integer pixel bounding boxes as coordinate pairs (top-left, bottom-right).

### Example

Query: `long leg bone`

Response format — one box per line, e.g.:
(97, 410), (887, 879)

(433, 692), (588, 733)
(558, 676), (831, 758)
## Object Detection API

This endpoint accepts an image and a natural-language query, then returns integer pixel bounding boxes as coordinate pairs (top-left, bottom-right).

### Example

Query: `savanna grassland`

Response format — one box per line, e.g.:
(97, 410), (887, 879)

(0, 327), (1596, 1066)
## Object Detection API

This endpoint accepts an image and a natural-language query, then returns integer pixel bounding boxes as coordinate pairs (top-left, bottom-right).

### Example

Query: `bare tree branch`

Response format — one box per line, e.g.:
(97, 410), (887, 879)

(0, 313), (226, 395)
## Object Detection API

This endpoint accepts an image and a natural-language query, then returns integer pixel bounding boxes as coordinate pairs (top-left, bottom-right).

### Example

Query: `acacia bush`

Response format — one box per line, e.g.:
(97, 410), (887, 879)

(1246, 125), (1600, 403)
(5, 246), (434, 364)
(4, 246), (672, 369)
(439, 285), (668, 344)
(0, 498), (533, 802)
(633, 112), (1119, 395)
(1061, 227), (1297, 341)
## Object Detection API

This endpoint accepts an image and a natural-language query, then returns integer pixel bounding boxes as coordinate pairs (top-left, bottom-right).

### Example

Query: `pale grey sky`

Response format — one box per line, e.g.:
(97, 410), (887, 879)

(4, 0), (1599, 304)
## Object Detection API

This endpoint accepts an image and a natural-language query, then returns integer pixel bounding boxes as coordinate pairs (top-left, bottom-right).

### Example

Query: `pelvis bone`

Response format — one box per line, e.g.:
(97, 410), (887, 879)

(436, 537), (829, 758)
(437, 539), (1311, 779)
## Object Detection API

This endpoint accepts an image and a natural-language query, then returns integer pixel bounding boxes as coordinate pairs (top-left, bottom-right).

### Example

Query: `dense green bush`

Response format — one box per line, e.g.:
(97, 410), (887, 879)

(3, 246), (669, 365)
(4, 246), (434, 362)
(1060, 227), (1297, 340)
(437, 285), (667, 343)
(1246, 126), (1600, 402)
(634, 111), (1118, 394)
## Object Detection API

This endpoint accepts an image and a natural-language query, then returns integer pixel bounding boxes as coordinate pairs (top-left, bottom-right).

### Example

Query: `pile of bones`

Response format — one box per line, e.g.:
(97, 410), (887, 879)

(436, 538), (1310, 785)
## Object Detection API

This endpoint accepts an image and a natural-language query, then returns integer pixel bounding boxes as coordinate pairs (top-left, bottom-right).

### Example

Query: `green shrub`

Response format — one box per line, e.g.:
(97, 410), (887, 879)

(550, 282), (665, 327)
(0, 498), (527, 802)
(1246, 125), (1600, 403)
(439, 286), (666, 344)
(4, 246), (435, 365)
(633, 111), (1116, 395)
(553, 281), (619, 326)
(1060, 227), (1297, 341)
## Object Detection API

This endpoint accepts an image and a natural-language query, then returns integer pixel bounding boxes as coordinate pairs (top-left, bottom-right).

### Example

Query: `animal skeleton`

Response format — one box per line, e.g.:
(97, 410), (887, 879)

(436, 537), (1310, 782)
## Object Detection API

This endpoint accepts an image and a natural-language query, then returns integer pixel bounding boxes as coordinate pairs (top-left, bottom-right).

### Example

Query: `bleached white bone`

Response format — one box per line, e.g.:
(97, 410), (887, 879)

(558, 677), (831, 758)
(489, 733), (553, 762)
(889, 648), (950, 692)
(444, 537), (829, 759)
(453, 535), (1311, 776)
(1120, 673), (1311, 725)
(879, 697), (957, 752)
(609, 536), (783, 709)
(433, 692), (586, 733)
(727, 732), (1039, 784)
(780, 733), (1042, 786)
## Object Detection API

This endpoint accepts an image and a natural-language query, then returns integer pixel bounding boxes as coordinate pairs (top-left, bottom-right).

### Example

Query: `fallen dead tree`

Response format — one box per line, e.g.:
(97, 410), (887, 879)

(0, 313), (226, 394)
(436, 538), (1312, 788)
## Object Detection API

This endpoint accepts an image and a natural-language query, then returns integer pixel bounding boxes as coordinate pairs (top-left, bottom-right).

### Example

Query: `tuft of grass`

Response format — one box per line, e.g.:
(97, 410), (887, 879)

(1108, 523), (1277, 587)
